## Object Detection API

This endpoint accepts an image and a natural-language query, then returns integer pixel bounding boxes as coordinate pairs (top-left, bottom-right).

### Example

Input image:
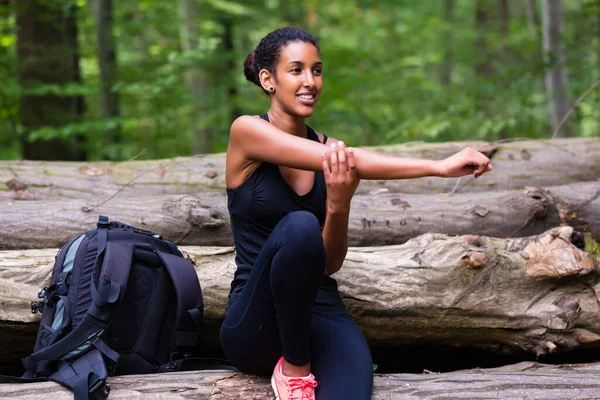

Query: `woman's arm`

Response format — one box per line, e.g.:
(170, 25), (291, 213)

(320, 143), (360, 276)
(230, 115), (492, 180)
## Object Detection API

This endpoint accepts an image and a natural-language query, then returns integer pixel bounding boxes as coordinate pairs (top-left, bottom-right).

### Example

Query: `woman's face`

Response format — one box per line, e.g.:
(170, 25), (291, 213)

(270, 41), (323, 118)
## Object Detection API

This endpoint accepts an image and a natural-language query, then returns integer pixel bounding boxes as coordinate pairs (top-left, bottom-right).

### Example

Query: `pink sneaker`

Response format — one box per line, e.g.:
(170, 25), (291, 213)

(271, 357), (318, 400)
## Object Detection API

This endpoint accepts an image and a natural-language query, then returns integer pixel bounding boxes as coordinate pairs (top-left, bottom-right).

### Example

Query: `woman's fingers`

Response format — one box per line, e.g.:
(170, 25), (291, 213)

(462, 148), (492, 178)
(346, 146), (357, 178)
(323, 141), (359, 181)
(337, 141), (347, 171)
(322, 152), (331, 175)
(330, 143), (340, 174)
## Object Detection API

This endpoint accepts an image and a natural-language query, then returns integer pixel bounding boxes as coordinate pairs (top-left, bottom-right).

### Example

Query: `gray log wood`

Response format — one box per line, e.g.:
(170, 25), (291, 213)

(2, 361), (600, 399)
(1, 181), (598, 250)
(1, 138), (598, 201)
(1, 227), (599, 364)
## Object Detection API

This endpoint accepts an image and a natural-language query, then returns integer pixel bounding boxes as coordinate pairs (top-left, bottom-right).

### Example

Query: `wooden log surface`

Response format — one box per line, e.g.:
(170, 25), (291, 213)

(1, 138), (598, 200)
(2, 361), (600, 399)
(1, 181), (598, 250)
(1, 227), (599, 364)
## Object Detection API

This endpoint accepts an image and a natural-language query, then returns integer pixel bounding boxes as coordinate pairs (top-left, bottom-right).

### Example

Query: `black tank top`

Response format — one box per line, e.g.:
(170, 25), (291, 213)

(226, 114), (328, 304)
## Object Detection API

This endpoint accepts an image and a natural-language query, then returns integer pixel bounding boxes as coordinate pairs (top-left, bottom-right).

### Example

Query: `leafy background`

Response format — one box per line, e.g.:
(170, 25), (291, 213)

(0, 0), (598, 161)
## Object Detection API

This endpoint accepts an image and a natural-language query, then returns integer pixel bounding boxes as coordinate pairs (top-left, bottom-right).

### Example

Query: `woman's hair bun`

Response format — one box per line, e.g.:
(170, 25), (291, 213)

(243, 51), (259, 86)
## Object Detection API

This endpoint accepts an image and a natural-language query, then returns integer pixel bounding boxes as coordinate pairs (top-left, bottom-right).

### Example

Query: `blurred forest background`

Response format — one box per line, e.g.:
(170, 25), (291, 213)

(0, 0), (598, 162)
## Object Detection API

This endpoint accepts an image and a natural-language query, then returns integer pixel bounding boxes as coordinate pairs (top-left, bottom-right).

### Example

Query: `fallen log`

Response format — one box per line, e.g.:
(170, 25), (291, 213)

(2, 361), (600, 399)
(1, 138), (598, 200)
(1, 182), (598, 250)
(1, 227), (599, 364)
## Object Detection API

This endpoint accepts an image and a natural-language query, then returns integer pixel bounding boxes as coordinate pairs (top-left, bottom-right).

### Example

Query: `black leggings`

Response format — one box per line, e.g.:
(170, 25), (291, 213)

(220, 211), (373, 399)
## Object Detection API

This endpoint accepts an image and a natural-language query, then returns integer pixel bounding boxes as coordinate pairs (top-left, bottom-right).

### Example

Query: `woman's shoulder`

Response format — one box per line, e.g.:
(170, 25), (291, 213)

(231, 114), (263, 126)
(229, 115), (267, 140)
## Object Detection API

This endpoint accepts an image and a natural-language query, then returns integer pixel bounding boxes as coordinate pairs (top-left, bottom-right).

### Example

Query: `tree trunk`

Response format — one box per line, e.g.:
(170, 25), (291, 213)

(15, 0), (86, 161)
(597, 0), (600, 137)
(526, 0), (538, 34)
(1, 138), (598, 201)
(475, 0), (493, 78)
(222, 18), (240, 123)
(2, 361), (600, 399)
(441, 0), (453, 86)
(179, 0), (211, 154)
(89, 0), (121, 158)
(1, 227), (599, 364)
(499, 0), (509, 39)
(542, 0), (573, 137)
(1, 181), (598, 250)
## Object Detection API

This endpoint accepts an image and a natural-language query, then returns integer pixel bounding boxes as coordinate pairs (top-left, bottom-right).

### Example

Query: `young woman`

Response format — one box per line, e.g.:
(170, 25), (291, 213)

(220, 27), (492, 400)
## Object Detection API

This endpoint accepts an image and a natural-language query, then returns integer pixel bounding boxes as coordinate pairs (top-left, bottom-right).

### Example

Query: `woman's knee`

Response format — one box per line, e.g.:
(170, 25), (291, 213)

(278, 211), (324, 252)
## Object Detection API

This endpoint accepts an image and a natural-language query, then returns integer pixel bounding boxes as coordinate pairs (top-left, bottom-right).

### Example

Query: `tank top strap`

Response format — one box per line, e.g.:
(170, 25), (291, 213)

(260, 114), (325, 144)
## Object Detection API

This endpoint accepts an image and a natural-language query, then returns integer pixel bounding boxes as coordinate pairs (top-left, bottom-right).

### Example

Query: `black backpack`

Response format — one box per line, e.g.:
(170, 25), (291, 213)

(21, 216), (205, 399)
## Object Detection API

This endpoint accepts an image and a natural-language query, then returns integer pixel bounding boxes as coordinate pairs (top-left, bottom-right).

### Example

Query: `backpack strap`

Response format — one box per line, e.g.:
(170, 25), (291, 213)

(155, 251), (203, 359)
(23, 240), (133, 399)
(50, 349), (111, 400)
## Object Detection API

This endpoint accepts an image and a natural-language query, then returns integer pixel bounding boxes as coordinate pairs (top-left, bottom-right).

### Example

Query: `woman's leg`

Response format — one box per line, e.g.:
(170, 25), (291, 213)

(310, 278), (374, 400)
(220, 211), (326, 375)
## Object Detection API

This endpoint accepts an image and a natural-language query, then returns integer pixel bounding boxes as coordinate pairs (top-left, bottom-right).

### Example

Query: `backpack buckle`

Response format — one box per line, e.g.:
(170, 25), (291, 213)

(97, 215), (110, 229)
(89, 376), (110, 400)
(37, 287), (48, 301)
(31, 301), (44, 314)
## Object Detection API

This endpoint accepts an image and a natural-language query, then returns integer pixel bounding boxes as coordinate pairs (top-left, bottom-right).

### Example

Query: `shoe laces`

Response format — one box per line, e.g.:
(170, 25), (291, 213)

(286, 376), (318, 400)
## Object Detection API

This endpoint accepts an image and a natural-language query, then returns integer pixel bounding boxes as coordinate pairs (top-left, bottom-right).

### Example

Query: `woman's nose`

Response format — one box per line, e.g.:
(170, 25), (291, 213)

(304, 71), (315, 87)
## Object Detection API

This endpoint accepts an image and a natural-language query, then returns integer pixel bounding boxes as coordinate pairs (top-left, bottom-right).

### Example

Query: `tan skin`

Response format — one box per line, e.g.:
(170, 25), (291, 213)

(226, 41), (492, 378)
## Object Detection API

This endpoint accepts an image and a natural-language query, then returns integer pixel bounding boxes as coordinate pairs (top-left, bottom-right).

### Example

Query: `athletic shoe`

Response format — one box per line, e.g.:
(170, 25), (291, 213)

(271, 356), (318, 400)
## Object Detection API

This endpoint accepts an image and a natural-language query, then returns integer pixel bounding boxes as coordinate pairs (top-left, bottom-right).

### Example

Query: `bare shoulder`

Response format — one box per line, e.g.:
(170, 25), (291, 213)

(231, 114), (261, 130)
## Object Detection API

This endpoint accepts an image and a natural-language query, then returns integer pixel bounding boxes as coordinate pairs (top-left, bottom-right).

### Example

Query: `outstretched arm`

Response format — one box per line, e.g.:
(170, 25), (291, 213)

(230, 115), (492, 180)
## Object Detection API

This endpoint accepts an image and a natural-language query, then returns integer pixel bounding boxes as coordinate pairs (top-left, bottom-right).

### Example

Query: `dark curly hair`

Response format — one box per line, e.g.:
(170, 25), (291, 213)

(244, 27), (320, 94)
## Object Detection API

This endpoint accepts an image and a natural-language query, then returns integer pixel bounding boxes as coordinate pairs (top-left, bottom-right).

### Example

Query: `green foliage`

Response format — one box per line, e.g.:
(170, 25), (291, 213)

(0, 0), (598, 160)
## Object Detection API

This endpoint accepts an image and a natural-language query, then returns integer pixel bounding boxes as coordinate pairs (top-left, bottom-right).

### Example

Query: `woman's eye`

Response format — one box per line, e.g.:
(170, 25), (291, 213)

(291, 68), (301, 73)
(313, 69), (322, 75)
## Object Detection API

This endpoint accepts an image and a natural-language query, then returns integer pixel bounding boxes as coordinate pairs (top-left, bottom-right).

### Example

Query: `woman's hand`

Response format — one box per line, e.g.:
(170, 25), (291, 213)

(435, 147), (493, 179)
(322, 141), (360, 214)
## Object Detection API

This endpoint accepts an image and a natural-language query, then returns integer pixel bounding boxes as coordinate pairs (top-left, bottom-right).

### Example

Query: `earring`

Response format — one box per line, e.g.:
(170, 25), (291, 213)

(269, 86), (274, 91)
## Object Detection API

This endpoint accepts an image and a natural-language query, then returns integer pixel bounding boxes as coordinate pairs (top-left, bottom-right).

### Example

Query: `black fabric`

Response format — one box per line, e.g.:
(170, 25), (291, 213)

(221, 115), (373, 398)
(71, 237), (98, 327)
(22, 216), (209, 398)
(220, 212), (373, 398)
(157, 250), (204, 353)
(221, 211), (326, 368)
(225, 114), (327, 307)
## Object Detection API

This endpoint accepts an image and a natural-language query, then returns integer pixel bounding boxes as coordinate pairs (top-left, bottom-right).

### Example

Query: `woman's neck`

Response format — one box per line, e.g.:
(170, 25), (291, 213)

(267, 107), (307, 138)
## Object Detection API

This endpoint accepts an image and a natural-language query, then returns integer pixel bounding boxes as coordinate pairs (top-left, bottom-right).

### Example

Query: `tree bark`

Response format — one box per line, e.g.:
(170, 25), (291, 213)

(179, 0), (211, 154)
(1, 138), (598, 201)
(221, 18), (241, 123)
(15, 0), (86, 161)
(441, 0), (453, 86)
(597, 0), (600, 137)
(475, 0), (493, 78)
(89, 0), (121, 158)
(542, 0), (573, 137)
(2, 361), (600, 399)
(1, 227), (599, 363)
(526, 0), (538, 34)
(1, 181), (599, 250)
